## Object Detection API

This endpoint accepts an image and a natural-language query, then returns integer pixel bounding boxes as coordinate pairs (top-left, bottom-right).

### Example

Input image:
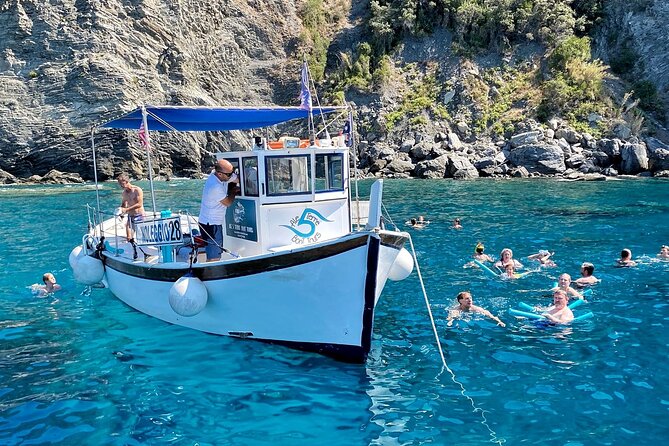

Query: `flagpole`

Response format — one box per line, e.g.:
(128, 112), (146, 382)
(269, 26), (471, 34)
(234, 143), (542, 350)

(141, 105), (158, 216)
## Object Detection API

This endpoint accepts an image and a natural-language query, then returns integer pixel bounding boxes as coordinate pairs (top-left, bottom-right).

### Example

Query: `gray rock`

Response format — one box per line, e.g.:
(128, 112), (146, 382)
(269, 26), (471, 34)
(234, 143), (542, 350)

(508, 143), (566, 174)
(0, 168), (17, 184)
(409, 141), (433, 160)
(548, 119), (560, 131)
(414, 155), (448, 179)
(646, 137), (669, 172)
(545, 128), (555, 140)
(654, 170), (669, 178)
(566, 154), (586, 168)
(587, 150), (611, 167)
(620, 143), (649, 174)
(456, 121), (469, 134)
(447, 154), (478, 178)
(385, 158), (415, 173)
(509, 130), (543, 148)
(474, 157), (495, 170)
(400, 139), (415, 153)
(612, 122), (632, 140)
(512, 166), (530, 178)
(602, 167), (619, 176)
(557, 138), (571, 155)
(555, 128), (582, 144)
(598, 139), (621, 158)
(447, 132), (463, 150)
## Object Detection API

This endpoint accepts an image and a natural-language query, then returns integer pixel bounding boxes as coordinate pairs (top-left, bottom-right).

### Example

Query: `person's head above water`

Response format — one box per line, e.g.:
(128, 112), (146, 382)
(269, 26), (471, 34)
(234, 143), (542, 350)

(475, 242), (485, 254)
(456, 291), (473, 309)
(553, 289), (569, 306)
(43, 273), (56, 284)
(581, 262), (595, 276)
(500, 248), (513, 260)
(558, 273), (572, 287)
(620, 248), (632, 260)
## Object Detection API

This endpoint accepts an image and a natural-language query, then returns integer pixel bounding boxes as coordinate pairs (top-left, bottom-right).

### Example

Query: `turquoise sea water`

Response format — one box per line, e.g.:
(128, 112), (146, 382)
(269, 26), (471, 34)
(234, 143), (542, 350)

(1, 178), (668, 445)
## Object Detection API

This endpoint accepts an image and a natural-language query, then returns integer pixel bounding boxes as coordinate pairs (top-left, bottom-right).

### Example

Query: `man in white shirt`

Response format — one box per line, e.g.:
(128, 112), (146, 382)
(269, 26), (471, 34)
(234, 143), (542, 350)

(198, 159), (239, 261)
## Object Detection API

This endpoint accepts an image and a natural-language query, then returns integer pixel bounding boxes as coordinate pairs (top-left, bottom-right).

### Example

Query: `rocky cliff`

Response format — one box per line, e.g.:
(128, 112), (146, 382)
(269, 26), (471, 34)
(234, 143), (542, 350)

(0, 0), (668, 184)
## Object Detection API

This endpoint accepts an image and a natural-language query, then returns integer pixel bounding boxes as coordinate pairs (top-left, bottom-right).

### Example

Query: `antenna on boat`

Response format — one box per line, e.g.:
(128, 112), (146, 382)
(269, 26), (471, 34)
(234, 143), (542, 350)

(140, 105), (158, 215)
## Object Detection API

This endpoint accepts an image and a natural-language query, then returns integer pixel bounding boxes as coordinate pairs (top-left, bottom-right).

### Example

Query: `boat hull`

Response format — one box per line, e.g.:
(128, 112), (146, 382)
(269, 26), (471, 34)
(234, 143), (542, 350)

(100, 231), (406, 363)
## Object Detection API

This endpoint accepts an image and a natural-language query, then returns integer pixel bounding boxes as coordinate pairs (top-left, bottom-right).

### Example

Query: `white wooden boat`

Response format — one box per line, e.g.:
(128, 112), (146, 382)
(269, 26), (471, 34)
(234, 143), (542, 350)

(70, 74), (413, 363)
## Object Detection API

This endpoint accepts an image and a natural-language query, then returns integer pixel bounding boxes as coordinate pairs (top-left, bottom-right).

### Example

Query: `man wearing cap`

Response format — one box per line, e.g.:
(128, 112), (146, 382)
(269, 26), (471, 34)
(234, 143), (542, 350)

(198, 159), (240, 261)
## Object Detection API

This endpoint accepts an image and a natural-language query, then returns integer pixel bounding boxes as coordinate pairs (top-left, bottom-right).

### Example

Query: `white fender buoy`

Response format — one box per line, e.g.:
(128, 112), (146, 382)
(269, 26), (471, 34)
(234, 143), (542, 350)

(169, 274), (208, 317)
(69, 245), (84, 269)
(388, 248), (414, 281)
(73, 255), (105, 285)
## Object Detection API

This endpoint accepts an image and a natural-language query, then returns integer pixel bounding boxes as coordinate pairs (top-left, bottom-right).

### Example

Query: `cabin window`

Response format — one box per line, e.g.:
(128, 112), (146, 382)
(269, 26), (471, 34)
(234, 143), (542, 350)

(242, 157), (259, 196)
(266, 155), (311, 196)
(315, 154), (344, 192)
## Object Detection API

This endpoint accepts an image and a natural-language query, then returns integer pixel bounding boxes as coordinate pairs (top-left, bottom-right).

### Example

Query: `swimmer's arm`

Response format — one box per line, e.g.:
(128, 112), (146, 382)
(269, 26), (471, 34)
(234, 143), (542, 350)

(569, 287), (585, 300)
(446, 309), (459, 326)
(477, 308), (506, 327)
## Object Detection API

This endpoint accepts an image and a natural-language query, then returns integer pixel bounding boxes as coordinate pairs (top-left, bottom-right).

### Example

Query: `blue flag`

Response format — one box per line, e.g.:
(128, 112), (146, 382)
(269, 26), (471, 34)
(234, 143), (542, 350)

(299, 62), (312, 111)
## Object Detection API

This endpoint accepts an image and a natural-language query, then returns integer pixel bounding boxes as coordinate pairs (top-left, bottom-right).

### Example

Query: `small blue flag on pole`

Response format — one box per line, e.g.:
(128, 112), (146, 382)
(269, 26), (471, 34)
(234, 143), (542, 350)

(299, 62), (312, 111)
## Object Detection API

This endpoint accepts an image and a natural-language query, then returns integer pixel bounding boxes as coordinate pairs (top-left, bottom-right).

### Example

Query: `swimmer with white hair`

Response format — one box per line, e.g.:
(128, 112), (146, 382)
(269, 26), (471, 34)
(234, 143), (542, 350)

(657, 245), (669, 260)
(494, 248), (523, 270)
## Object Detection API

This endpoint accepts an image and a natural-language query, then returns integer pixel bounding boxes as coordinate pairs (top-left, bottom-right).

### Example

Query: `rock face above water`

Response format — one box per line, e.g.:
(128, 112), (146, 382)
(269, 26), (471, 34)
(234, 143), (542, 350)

(0, 0), (304, 181)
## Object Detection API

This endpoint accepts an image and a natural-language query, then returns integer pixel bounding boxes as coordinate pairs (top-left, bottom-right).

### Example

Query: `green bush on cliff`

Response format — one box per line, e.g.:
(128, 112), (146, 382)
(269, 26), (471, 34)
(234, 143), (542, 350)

(299, 0), (331, 81)
(385, 66), (450, 130)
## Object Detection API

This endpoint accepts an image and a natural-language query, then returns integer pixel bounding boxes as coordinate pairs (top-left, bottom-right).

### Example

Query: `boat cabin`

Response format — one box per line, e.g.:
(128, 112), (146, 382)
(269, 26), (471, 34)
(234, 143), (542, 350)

(212, 137), (354, 257)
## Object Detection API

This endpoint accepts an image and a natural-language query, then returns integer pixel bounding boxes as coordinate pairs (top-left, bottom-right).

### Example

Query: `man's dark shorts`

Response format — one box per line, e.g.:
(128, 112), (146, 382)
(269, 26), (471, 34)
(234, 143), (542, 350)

(199, 223), (223, 260)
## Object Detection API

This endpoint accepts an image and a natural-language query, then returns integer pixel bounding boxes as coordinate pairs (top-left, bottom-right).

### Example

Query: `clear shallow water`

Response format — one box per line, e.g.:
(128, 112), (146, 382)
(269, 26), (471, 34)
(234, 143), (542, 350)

(1, 178), (668, 445)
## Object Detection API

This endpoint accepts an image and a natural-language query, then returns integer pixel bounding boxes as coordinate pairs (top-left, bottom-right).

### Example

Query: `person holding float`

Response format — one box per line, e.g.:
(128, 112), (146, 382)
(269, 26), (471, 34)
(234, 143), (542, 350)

(473, 242), (494, 263)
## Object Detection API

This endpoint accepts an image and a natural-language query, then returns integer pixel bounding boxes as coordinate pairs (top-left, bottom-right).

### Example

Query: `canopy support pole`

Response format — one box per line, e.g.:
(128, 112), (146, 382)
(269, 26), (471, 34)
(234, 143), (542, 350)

(90, 128), (102, 237)
(141, 105), (158, 216)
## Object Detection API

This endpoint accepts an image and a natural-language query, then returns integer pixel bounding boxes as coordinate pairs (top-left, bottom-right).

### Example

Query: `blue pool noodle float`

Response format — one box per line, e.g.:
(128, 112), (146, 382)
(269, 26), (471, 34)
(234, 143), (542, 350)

(509, 308), (544, 320)
(513, 302), (593, 323)
(473, 259), (501, 278)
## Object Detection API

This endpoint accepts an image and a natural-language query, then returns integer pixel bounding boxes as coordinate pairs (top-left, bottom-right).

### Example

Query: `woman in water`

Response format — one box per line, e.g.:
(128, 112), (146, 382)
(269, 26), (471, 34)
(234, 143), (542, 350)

(494, 248), (523, 270)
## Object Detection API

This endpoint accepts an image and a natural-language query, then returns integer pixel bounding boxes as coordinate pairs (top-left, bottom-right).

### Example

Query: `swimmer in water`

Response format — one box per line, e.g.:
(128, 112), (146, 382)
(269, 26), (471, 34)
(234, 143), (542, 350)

(527, 250), (557, 267)
(542, 290), (574, 324)
(473, 242), (494, 263)
(552, 273), (584, 300)
(574, 262), (600, 286)
(502, 262), (517, 280)
(447, 291), (505, 327)
(452, 218), (462, 230)
(33, 273), (62, 296)
(617, 248), (637, 267)
(495, 248), (523, 270)
(657, 245), (669, 260)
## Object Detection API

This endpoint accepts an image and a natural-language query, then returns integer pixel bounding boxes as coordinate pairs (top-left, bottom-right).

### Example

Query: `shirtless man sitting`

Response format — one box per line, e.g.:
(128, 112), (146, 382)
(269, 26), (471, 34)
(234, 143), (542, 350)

(117, 173), (146, 259)
(447, 291), (505, 327)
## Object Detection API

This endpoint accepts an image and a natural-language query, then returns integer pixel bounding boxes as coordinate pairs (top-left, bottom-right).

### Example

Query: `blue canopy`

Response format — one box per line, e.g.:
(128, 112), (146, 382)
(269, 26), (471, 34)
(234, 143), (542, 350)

(99, 105), (345, 132)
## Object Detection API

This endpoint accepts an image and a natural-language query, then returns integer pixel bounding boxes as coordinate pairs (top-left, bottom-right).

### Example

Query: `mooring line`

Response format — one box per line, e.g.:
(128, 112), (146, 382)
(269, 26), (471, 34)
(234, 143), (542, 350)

(407, 234), (505, 445)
